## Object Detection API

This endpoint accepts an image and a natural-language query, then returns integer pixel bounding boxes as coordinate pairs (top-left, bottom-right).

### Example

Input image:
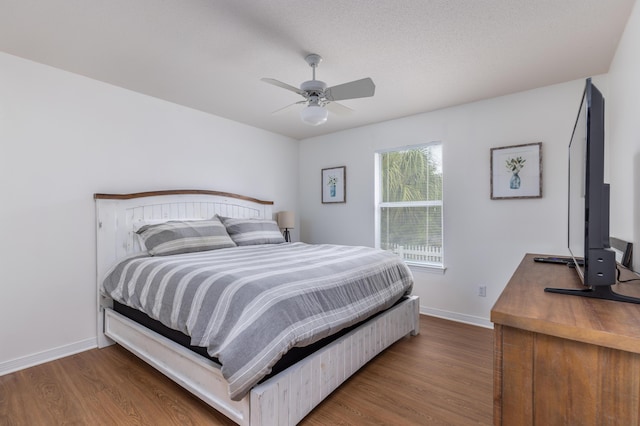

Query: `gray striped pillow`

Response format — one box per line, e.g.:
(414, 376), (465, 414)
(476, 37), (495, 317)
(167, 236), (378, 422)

(218, 216), (285, 246)
(137, 217), (236, 256)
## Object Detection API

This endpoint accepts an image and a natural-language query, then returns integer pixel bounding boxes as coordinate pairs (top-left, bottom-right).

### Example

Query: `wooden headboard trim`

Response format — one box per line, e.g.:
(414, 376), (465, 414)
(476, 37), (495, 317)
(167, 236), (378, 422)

(94, 189), (274, 205)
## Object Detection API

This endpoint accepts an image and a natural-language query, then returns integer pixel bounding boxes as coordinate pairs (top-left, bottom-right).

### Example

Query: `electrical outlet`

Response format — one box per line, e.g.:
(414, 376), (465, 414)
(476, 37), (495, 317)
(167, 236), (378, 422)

(478, 286), (487, 297)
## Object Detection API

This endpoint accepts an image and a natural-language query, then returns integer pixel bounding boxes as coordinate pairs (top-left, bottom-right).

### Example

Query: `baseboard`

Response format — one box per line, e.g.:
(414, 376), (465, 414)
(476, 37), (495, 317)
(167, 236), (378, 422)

(420, 306), (493, 329)
(0, 338), (96, 376)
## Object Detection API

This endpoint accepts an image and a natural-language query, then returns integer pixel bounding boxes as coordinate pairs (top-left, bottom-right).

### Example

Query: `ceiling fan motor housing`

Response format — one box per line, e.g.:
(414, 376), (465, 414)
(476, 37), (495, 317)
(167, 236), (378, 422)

(301, 80), (327, 97)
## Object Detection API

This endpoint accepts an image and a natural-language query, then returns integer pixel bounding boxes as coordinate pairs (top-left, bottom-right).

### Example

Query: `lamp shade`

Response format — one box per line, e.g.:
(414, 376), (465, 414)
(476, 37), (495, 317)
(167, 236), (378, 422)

(300, 105), (328, 126)
(277, 211), (295, 229)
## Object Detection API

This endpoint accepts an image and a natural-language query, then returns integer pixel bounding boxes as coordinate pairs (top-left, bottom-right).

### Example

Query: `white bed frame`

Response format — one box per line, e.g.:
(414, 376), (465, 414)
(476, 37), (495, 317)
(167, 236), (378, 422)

(95, 190), (420, 426)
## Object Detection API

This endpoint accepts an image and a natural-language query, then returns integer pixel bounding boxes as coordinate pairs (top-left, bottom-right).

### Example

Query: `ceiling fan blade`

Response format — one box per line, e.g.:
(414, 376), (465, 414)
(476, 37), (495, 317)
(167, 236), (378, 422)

(325, 77), (375, 101)
(271, 100), (305, 114)
(261, 78), (305, 96)
(326, 101), (354, 115)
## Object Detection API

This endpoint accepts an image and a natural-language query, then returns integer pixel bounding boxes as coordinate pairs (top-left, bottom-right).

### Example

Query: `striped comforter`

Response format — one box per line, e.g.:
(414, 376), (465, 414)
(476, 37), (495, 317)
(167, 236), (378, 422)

(102, 242), (413, 400)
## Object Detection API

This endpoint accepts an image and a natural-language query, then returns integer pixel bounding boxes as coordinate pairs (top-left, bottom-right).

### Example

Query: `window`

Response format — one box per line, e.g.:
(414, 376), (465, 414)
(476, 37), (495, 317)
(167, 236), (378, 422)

(375, 142), (443, 268)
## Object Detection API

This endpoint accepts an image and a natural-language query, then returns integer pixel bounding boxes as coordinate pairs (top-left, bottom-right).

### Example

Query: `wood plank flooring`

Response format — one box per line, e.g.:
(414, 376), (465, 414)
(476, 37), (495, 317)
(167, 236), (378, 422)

(0, 316), (493, 425)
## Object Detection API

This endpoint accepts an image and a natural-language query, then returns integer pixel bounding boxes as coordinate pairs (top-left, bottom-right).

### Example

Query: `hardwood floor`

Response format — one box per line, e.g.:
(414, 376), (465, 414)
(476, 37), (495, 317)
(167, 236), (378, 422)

(0, 316), (493, 425)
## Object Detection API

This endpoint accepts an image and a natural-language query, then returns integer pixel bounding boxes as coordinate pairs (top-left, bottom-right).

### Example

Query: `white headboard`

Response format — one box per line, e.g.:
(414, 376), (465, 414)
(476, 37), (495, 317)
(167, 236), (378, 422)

(95, 190), (274, 279)
(94, 190), (274, 347)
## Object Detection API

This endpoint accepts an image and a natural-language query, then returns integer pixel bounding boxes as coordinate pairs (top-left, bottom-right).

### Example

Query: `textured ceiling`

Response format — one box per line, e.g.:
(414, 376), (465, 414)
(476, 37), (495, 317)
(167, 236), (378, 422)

(0, 0), (636, 140)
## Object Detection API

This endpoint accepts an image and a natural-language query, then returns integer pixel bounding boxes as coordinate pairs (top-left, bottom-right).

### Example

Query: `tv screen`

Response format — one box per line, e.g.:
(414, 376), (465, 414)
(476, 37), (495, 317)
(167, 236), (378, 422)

(546, 78), (639, 303)
(568, 79), (616, 287)
(567, 84), (587, 281)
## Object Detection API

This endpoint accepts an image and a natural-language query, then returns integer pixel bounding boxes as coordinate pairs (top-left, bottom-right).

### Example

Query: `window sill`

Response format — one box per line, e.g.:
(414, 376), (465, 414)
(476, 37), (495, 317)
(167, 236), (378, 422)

(405, 262), (447, 275)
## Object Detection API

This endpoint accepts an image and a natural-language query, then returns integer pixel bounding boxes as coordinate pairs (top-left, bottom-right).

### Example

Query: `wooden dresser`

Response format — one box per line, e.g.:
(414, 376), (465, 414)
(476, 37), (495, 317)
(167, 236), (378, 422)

(491, 254), (640, 425)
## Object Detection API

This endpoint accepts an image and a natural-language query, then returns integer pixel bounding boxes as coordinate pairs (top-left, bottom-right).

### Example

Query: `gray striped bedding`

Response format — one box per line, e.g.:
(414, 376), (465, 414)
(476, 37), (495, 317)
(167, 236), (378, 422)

(102, 242), (413, 400)
(137, 217), (237, 255)
(217, 216), (286, 245)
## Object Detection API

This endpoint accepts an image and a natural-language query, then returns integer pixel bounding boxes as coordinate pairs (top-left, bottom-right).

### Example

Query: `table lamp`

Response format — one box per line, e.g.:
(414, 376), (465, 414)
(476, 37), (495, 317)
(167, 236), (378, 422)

(277, 211), (295, 242)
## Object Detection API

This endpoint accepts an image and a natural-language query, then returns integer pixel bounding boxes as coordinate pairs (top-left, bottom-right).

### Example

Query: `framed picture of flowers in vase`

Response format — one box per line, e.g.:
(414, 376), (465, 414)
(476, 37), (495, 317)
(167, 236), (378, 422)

(322, 166), (346, 203)
(490, 142), (542, 199)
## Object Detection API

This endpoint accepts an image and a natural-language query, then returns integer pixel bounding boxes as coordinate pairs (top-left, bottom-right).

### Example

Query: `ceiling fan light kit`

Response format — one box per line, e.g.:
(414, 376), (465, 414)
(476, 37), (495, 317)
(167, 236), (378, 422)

(300, 104), (329, 126)
(262, 53), (375, 126)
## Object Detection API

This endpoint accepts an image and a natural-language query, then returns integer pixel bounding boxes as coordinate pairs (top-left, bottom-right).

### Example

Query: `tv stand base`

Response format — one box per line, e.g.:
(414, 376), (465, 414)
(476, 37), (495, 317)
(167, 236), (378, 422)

(544, 284), (640, 304)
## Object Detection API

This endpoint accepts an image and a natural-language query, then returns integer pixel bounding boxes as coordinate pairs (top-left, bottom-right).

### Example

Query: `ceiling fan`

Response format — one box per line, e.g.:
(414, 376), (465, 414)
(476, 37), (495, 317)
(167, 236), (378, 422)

(261, 53), (376, 126)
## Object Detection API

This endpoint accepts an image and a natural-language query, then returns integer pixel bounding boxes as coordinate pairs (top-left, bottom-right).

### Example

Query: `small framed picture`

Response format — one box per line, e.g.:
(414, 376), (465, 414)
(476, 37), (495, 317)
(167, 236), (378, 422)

(491, 142), (542, 199)
(322, 166), (346, 203)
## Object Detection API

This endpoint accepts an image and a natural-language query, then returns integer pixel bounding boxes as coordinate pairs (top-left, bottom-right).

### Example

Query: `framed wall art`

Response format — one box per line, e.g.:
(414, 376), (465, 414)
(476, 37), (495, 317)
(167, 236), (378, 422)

(322, 166), (346, 203)
(490, 142), (542, 200)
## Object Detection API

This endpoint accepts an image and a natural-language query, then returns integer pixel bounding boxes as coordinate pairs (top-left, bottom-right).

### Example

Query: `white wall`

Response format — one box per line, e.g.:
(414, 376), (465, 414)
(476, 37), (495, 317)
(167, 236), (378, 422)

(3, 0), (638, 372)
(608, 0), (640, 272)
(298, 77), (608, 326)
(0, 52), (298, 371)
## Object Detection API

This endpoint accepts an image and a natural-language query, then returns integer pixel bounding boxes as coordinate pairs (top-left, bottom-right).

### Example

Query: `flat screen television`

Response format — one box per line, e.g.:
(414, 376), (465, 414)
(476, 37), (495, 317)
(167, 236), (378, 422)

(545, 78), (640, 303)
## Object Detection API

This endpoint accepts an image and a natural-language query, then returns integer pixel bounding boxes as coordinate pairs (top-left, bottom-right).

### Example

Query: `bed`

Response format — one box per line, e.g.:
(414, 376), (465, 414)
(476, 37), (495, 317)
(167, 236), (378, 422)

(95, 189), (420, 425)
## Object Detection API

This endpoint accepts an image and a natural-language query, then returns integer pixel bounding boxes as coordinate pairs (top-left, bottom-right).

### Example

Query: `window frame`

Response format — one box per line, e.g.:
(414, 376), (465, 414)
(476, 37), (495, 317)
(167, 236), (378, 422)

(374, 142), (445, 273)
